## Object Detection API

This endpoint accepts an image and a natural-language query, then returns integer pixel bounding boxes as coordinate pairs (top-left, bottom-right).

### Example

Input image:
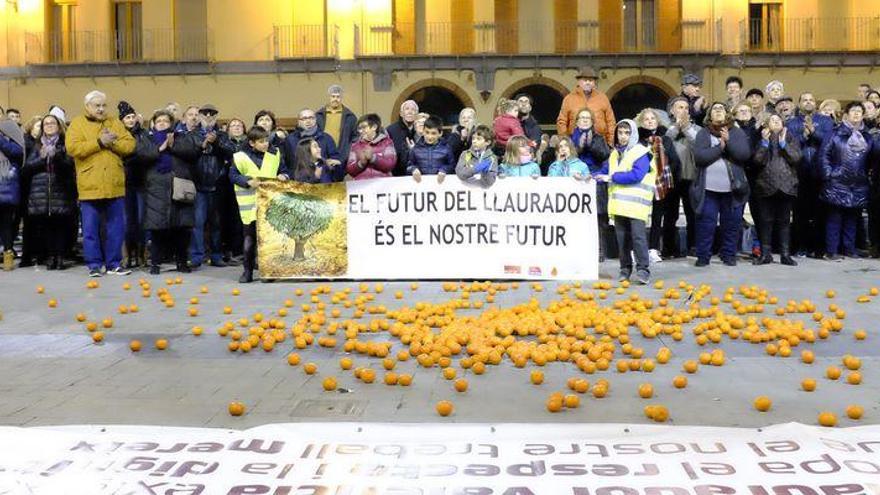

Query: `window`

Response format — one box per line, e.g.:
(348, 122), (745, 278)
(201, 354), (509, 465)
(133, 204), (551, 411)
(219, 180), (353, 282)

(48, 2), (77, 62)
(623, 0), (655, 51)
(114, 1), (143, 60)
(748, 0), (783, 51)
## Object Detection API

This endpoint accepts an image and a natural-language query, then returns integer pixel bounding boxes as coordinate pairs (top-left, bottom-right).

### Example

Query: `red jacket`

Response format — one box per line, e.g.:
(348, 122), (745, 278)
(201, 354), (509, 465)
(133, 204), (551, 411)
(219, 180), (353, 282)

(493, 114), (526, 148)
(346, 132), (397, 180)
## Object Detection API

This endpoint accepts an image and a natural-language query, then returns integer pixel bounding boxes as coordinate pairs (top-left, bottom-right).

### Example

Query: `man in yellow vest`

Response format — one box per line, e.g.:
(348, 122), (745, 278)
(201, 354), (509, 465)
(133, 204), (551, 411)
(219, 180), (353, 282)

(229, 126), (289, 283)
(595, 119), (656, 285)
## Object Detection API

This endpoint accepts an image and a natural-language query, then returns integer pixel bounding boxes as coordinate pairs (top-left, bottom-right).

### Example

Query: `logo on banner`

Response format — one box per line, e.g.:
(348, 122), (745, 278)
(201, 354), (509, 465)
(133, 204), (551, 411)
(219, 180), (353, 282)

(504, 265), (521, 275)
(529, 266), (542, 276)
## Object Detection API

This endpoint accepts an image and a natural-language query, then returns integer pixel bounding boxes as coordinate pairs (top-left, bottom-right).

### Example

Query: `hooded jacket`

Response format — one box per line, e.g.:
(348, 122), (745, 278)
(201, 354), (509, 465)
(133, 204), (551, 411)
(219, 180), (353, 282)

(22, 135), (76, 216)
(596, 119), (652, 185)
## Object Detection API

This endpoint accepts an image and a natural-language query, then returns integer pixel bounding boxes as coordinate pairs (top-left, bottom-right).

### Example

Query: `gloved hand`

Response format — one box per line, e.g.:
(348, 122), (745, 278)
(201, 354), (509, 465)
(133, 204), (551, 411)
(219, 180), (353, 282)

(473, 158), (491, 174)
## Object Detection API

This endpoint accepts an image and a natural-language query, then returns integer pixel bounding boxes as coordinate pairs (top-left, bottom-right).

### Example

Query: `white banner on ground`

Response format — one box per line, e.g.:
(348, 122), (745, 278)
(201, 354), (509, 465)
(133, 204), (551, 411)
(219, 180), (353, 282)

(347, 177), (599, 280)
(1, 422), (879, 494)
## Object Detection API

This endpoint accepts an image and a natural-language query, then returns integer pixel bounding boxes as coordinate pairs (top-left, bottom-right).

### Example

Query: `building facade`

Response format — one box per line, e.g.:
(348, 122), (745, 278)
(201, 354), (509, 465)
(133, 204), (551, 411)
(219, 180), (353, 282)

(1, 0), (879, 128)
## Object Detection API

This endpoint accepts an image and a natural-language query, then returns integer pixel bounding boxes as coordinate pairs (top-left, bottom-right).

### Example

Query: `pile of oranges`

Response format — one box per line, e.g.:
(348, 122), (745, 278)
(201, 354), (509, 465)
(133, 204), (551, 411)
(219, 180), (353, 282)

(33, 276), (873, 426)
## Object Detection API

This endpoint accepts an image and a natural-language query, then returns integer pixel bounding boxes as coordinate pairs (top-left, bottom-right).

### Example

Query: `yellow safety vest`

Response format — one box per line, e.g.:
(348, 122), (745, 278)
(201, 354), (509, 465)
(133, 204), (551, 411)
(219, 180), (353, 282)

(607, 143), (656, 222)
(233, 150), (281, 224)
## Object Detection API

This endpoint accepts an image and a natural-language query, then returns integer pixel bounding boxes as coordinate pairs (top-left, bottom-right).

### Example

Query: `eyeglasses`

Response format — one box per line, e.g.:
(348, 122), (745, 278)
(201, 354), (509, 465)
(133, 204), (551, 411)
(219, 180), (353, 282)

(300, 116), (316, 120)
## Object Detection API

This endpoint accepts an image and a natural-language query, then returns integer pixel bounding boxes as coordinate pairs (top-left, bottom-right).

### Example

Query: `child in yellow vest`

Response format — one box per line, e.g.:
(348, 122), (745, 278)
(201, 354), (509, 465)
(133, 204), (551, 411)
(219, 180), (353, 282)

(595, 119), (656, 284)
(229, 126), (290, 282)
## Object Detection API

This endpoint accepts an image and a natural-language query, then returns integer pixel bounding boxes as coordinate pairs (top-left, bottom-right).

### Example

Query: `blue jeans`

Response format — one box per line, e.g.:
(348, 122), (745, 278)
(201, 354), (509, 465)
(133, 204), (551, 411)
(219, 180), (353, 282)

(190, 190), (222, 265)
(825, 205), (859, 255)
(696, 191), (743, 263)
(80, 197), (125, 270)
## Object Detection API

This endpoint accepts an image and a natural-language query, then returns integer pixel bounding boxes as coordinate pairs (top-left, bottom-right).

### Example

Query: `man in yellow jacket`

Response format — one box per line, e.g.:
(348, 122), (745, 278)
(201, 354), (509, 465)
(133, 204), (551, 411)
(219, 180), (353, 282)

(67, 90), (136, 277)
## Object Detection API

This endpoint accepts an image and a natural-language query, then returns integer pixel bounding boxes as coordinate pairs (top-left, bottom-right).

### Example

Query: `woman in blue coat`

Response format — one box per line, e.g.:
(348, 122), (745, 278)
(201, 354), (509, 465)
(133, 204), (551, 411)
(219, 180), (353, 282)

(0, 120), (24, 270)
(820, 102), (873, 260)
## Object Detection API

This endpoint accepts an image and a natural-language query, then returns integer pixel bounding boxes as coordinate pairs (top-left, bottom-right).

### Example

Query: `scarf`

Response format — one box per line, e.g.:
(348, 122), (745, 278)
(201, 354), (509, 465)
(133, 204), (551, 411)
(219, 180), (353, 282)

(151, 129), (173, 174)
(299, 126), (318, 138)
(843, 120), (868, 154)
(41, 134), (60, 160)
(647, 134), (672, 200)
(707, 121), (729, 138)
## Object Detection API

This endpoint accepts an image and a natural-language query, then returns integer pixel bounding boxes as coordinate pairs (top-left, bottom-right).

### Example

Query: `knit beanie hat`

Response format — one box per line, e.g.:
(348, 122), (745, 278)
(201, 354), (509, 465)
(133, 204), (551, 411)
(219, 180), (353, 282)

(118, 101), (136, 119)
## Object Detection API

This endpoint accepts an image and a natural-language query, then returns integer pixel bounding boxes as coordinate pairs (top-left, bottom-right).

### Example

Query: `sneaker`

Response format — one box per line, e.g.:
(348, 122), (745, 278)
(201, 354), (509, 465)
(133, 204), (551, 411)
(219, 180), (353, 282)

(695, 258), (709, 267)
(88, 268), (103, 277)
(239, 270), (254, 284)
(722, 257), (737, 267)
(106, 266), (132, 275)
(617, 271), (631, 282)
(149, 265), (161, 275)
(210, 258), (227, 267)
(648, 249), (662, 264)
(635, 272), (650, 285)
(824, 254), (843, 262)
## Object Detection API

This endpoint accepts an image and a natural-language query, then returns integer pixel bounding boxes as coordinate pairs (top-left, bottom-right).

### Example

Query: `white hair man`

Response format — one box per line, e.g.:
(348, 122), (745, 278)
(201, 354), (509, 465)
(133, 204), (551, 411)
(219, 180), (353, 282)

(65, 89), (136, 277)
(386, 99), (419, 176)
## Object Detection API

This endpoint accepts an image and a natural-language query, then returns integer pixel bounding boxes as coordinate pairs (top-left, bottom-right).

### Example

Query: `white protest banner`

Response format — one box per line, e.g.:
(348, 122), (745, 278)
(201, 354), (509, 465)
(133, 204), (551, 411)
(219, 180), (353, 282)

(2, 422), (879, 493)
(346, 176), (599, 280)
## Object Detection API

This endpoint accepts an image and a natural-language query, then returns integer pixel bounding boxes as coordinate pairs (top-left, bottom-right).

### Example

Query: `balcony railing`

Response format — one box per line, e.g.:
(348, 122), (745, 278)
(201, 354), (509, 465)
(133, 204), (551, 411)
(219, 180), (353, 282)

(354, 19), (721, 57)
(273, 24), (339, 59)
(741, 17), (880, 52)
(24, 29), (213, 64)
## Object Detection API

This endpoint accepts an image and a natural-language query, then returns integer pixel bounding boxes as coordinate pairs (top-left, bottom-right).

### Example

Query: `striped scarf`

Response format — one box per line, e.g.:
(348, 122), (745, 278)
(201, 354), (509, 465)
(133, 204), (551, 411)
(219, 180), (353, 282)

(649, 135), (673, 200)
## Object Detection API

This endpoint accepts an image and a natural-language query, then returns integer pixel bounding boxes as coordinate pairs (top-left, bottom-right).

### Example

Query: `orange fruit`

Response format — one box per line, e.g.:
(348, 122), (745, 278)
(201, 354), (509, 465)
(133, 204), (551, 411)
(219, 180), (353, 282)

(239, 341), (252, 353)
(92, 331), (104, 343)
(530, 370), (544, 385)
(75, 313), (87, 322)
(47, 299), (58, 308)
(223, 306), (233, 314)
(232, 288), (240, 296)
(339, 357), (353, 370)
(398, 374), (413, 386)
(826, 290), (835, 298)
(870, 287), (879, 296)
(117, 305), (128, 314)
(228, 401), (245, 416)
(672, 375), (688, 389)
(843, 355), (861, 370)
(592, 385), (608, 398)
(200, 286), (209, 294)
(129, 340), (142, 352)
(846, 405), (864, 420)
(471, 362), (486, 375)
(801, 378), (817, 392)
(383, 372), (399, 385)
(846, 372), (862, 385)
(683, 360), (698, 373)
(638, 383), (653, 399)
(189, 297), (199, 305)
(573, 379), (590, 393)
(454, 379), (468, 392)
(436, 400), (454, 417)
(287, 353), (301, 365)
(36, 285), (45, 294)
(753, 396), (772, 412)
(360, 369), (376, 383)
(563, 394), (580, 408)
(651, 405), (669, 422)
(854, 330), (867, 340)
(826, 366), (842, 380)
(303, 363), (318, 375)
(546, 398), (563, 413)
(85, 322), (98, 332)
(801, 350), (815, 364)
(818, 412), (837, 427)
(228, 341), (239, 352)
(155, 339), (168, 350)
(322, 377), (337, 391)
(101, 318), (113, 328)
(188, 308), (199, 317)
(191, 326), (203, 336)
(442, 367), (456, 380)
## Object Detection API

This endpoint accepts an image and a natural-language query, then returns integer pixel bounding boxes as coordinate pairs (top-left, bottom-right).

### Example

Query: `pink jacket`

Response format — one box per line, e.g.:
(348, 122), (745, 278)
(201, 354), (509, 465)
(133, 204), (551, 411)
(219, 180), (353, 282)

(493, 114), (525, 148)
(346, 132), (397, 180)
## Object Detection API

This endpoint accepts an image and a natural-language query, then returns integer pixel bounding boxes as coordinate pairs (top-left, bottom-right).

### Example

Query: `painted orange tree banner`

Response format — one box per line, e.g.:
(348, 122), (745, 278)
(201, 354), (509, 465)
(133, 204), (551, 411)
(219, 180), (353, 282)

(256, 177), (599, 280)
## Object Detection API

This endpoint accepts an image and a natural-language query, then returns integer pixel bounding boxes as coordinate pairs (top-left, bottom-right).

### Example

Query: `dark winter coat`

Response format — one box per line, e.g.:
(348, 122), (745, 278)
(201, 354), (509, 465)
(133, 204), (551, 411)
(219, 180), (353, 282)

(123, 124), (151, 191)
(22, 138), (76, 216)
(752, 130), (802, 198)
(406, 138), (455, 176)
(786, 112), (834, 180)
(316, 105), (357, 168)
(571, 127), (611, 174)
(284, 129), (343, 182)
(520, 115), (543, 144)
(691, 125), (752, 214)
(0, 131), (24, 205)
(193, 127), (235, 192)
(446, 125), (473, 162)
(142, 130), (201, 231)
(819, 123), (872, 209)
(387, 119), (415, 177)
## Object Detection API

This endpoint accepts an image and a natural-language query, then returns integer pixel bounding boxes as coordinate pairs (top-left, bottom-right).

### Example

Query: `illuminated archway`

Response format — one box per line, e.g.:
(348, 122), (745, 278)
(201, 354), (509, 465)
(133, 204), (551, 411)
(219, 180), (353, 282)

(391, 79), (475, 127)
(606, 76), (677, 121)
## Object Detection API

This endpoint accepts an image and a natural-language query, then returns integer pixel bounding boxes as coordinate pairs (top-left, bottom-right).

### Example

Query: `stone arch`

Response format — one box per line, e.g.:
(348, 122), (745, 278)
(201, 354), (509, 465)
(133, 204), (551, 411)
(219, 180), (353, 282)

(500, 76), (570, 101)
(605, 75), (677, 101)
(606, 76), (678, 121)
(391, 79), (475, 127)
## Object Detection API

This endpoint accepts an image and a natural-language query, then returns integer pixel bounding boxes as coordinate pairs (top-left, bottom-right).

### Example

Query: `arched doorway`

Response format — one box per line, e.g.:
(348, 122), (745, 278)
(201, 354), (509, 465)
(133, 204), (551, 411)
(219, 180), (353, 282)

(607, 76), (677, 122)
(392, 80), (474, 128)
(501, 77), (569, 133)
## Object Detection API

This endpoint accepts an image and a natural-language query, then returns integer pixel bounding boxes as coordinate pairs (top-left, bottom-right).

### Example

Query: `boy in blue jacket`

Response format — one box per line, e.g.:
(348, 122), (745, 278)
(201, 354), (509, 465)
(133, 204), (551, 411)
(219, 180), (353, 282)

(407, 116), (455, 183)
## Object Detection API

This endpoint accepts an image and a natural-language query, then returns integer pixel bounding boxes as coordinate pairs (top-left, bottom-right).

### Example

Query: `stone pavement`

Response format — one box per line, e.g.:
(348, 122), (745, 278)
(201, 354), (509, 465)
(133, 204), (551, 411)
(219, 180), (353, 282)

(0, 256), (877, 430)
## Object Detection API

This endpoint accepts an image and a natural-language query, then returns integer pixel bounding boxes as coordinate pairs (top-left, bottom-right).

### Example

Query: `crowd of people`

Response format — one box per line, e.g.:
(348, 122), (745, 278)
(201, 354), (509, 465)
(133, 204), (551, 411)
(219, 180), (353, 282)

(1, 68), (879, 284)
